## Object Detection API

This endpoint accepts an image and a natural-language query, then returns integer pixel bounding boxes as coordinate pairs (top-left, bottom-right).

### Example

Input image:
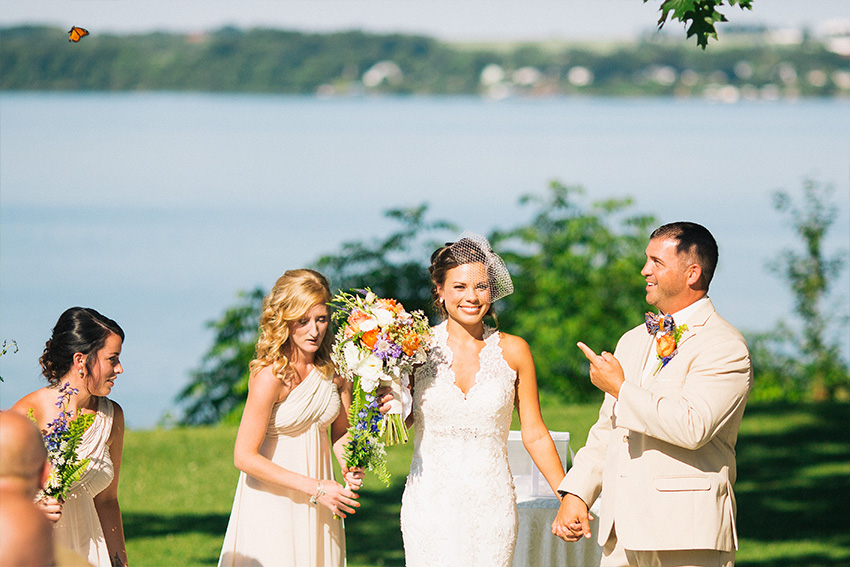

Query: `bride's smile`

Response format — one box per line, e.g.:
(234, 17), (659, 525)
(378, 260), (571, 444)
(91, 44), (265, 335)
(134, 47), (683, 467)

(438, 262), (493, 326)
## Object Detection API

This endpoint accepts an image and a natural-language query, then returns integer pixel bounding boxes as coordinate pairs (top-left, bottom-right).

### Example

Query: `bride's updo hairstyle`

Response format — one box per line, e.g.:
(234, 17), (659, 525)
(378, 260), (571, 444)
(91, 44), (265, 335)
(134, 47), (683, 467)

(429, 231), (514, 320)
(251, 269), (334, 382)
(40, 307), (125, 386)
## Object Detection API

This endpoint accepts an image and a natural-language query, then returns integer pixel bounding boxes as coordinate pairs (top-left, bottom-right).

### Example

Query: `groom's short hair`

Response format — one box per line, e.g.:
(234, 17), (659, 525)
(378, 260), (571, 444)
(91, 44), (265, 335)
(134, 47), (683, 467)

(651, 222), (718, 289)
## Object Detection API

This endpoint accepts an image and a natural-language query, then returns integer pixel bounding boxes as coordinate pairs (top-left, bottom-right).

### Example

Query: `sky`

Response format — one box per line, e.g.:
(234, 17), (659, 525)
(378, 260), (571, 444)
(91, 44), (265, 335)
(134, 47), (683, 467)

(1, 0), (849, 42)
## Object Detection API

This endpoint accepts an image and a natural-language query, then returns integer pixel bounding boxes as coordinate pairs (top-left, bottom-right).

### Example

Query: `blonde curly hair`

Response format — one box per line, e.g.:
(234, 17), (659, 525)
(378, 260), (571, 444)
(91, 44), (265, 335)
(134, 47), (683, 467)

(250, 269), (335, 382)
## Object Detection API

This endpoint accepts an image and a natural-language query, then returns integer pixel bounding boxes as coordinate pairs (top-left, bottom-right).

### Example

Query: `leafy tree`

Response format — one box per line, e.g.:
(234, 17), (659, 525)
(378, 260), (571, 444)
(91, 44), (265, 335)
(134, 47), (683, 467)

(4, 24), (847, 98)
(753, 179), (849, 401)
(746, 325), (808, 402)
(176, 186), (659, 423)
(176, 288), (264, 425)
(650, 0), (754, 48)
(494, 182), (656, 402)
(176, 207), (454, 425)
(315, 205), (457, 317)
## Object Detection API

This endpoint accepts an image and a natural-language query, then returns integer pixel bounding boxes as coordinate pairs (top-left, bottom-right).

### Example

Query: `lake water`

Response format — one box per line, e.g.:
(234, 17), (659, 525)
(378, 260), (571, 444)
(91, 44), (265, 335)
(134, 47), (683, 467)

(1, 92), (848, 428)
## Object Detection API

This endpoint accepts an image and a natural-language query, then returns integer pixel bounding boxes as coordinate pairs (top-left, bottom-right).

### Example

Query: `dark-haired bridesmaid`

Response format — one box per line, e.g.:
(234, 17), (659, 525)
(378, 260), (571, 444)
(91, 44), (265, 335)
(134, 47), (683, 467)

(12, 307), (129, 567)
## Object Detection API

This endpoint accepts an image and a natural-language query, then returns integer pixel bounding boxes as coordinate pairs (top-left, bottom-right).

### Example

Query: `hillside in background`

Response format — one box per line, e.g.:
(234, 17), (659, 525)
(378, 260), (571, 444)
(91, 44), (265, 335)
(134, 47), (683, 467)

(2, 25), (849, 99)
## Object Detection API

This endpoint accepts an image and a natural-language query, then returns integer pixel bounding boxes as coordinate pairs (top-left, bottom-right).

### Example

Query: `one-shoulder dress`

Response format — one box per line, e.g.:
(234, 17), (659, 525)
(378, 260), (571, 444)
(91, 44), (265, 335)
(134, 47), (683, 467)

(218, 368), (345, 567)
(400, 321), (519, 566)
(54, 396), (115, 567)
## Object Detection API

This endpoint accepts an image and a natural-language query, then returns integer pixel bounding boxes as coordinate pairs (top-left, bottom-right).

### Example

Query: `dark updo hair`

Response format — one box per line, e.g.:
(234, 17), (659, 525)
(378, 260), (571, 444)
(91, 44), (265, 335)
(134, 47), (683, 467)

(429, 239), (494, 320)
(40, 307), (125, 386)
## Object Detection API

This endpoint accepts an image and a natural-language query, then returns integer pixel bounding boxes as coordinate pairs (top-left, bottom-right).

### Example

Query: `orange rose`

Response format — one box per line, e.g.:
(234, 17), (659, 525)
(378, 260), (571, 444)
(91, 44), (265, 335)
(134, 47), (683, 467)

(656, 333), (677, 358)
(360, 328), (380, 349)
(401, 333), (420, 356)
(376, 298), (402, 314)
(347, 310), (370, 332)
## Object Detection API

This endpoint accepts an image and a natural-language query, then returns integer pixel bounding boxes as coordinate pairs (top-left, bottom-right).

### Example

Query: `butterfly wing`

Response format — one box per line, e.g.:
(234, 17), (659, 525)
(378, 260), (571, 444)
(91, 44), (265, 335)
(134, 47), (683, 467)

(68, 27), (90, 42)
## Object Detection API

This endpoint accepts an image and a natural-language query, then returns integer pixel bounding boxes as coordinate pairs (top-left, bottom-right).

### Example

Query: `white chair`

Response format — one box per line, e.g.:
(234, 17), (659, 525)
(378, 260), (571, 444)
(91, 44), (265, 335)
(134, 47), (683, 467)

(507, 430), (572, 498)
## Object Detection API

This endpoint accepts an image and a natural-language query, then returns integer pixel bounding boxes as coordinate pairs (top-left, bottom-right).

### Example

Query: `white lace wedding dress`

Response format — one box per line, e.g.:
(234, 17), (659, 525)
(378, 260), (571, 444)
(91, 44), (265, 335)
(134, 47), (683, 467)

(400, 321), (518, 567)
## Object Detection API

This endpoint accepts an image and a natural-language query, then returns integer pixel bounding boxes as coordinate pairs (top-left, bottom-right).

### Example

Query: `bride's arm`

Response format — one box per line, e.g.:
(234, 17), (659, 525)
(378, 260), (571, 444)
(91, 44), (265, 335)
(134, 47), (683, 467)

(505, 334), (566, 495)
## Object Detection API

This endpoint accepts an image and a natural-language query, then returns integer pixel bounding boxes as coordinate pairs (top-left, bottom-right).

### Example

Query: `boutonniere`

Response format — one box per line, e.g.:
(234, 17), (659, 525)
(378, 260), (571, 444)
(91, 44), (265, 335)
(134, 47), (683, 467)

(653, 323), (688, 375)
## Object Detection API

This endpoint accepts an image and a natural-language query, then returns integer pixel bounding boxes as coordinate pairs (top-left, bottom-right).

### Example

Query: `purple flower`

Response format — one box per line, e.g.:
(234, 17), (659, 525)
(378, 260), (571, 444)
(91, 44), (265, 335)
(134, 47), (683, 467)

(372, 334), (403, 360)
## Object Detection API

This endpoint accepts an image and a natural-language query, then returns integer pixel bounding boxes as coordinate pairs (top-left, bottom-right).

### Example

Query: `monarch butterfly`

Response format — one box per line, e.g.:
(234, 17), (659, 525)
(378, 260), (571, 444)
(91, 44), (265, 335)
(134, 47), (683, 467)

(68, 26), (89, 42)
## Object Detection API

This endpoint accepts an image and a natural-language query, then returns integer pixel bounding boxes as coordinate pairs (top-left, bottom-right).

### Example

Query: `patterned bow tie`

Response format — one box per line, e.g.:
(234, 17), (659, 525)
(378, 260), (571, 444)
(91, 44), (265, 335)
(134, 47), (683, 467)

(645, 312), (675, 335)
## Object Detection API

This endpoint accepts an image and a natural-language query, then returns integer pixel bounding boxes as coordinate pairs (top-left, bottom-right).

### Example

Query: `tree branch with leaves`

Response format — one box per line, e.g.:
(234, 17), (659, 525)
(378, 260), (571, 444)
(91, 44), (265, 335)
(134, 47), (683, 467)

(494, 181), (656, 402)
(649, 0), (755, 48)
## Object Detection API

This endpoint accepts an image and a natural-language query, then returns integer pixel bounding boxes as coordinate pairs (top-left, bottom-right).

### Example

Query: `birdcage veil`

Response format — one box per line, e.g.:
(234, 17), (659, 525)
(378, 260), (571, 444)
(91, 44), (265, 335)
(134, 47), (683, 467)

(448, 231), (514, 303)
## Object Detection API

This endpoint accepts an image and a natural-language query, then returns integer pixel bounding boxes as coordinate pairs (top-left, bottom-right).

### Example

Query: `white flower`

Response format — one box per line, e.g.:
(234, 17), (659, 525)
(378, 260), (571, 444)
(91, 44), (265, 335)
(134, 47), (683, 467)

(365, 291), (377, 303)
(358, 317), (379, 332)
(373, 307), (394, 328)
(343, 341), (364, 370)
(356, 354), (385, 392)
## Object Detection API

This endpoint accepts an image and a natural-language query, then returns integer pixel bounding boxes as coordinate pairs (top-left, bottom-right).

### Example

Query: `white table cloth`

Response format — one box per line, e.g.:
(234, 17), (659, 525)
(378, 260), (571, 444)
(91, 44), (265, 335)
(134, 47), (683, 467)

(512, 495), (602, 567)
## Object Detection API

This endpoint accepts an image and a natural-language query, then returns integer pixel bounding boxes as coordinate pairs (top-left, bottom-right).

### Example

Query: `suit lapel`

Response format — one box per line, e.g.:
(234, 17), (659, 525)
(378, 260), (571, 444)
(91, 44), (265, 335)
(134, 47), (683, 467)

(626, 331), (655, 384)
(676, 298), (715, 350)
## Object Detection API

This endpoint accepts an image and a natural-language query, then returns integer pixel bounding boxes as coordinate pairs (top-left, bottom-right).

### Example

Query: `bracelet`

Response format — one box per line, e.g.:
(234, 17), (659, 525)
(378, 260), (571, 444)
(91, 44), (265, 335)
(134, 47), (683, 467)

(309, 482), (325, 505)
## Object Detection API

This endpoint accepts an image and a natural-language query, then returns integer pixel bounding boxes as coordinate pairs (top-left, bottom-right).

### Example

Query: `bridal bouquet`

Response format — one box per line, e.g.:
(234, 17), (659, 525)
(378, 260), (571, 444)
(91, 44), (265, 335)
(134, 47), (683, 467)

(331, 289), (431, 484)
(29, 382), (95, 501)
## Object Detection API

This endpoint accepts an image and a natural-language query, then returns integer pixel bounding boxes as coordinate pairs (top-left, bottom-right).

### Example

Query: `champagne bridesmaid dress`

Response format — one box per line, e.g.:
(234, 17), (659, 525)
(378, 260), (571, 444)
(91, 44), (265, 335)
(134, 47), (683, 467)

(218, 368), (345, 567)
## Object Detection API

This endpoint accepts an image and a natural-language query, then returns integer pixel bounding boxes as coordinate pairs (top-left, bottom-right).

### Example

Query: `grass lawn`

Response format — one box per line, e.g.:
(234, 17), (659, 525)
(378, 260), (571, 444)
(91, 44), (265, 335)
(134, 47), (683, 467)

(120, 401), (849, 566)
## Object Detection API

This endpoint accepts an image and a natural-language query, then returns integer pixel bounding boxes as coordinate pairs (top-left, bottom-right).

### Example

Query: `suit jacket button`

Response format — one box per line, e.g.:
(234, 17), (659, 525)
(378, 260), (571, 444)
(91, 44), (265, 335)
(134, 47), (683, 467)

(622, 435), (629, 443)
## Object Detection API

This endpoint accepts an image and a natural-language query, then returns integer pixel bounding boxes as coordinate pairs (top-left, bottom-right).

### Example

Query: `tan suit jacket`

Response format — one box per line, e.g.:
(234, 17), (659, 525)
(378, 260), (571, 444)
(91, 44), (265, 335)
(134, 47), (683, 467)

(558, 299), (752, 552)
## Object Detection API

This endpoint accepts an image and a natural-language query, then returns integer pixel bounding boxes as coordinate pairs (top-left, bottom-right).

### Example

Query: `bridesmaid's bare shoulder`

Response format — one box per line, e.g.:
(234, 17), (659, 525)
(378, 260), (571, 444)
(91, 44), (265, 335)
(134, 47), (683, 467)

(9, 387), (56, 430)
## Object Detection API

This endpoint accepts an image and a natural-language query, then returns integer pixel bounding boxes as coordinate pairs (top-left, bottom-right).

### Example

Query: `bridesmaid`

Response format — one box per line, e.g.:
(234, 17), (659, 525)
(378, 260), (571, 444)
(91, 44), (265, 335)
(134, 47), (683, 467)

(12, 307), (128, 567)
(218, 269), (385, 567)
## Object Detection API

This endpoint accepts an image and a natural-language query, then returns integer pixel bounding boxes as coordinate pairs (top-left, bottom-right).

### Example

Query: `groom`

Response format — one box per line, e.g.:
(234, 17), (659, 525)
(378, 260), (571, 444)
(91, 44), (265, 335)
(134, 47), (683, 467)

(553, 222), (752, 567)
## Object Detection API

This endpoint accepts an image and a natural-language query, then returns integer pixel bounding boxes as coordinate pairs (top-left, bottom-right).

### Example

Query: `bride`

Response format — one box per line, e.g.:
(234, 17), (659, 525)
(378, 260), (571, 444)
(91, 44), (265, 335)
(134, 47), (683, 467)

(400, 232), (571, 566)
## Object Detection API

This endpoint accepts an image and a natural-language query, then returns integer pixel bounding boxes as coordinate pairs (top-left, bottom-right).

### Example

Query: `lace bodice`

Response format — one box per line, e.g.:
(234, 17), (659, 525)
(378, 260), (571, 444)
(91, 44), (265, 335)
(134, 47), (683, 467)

(410, 321), (516, 455)
(401, 321), (519, 567)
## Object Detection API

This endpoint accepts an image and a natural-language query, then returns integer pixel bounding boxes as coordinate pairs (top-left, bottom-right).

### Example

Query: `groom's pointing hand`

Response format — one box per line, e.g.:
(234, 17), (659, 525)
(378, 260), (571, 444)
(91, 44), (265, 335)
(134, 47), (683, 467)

(577, 342), (625, 398)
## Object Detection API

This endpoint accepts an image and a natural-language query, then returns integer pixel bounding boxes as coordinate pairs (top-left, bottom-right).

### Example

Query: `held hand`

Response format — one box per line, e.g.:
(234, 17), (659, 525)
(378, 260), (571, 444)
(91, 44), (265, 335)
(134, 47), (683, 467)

(317, 480), (361, 519)
(343, 466), (365, 491)
(36, 495), (63, 523)
(551, 493), (594, 542)
(374, 386), (395, 415)
(577, 342), (625, 398)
